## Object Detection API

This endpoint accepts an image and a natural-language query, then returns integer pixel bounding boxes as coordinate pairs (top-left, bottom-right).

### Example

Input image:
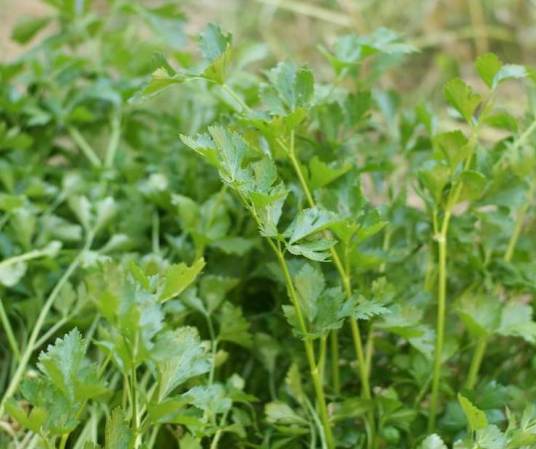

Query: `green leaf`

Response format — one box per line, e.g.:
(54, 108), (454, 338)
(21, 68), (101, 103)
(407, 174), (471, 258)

(458, 394), (488, 432)
(476, 53), (503, 88)
(38, 329), (106, 402)
(11, 16), (51, 44)
(498, 303), (536, 343)
(493, 64), (526, 88)
(267, 62), (315, 112)
(476, 425), (507, 449)
(456, 294), (501, 338)
(199, 23), (232, 62)
(434, 130), (469, 169)
(287, 239), (335, 262)
(218, 303), (253, 348)
(183, 384), (232, 415)
(284, 207), (340, 244)
(265, 402), (308, 426)
(353, 297), (390, 321)
(199, 24), (232, 83)
(105, 408), (133, 449)
(419, 434), (448, 449)
(159, 258), (206, 302)
(152, 327), (211, 401)
(444, 78), (482, 123)
(418, 160), (451, 204)
(309, 156), (352, 190)
(458, 170), (487, 203)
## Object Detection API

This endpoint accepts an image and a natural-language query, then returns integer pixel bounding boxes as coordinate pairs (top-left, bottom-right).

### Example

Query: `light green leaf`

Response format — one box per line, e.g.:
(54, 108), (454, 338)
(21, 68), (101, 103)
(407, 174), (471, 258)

(498, 303), (536, 343)
(152, 327), (211, 401)
(458, 170), (487, 203)
(419, 434), (448, 449)
(218, 303), (253, 348)
(476, 53), (502, 88)
(309, 156), (352, 189)
(458, 394), (488, 432)
(444, 78), (482, 123)
(434, 130), (469, 169)
(284, 207), (340, 244)
(493, 64), (526, 88)
(105, 408), (133, 449)
(265, 402), (308, 426)
(159, 258), (205, 302)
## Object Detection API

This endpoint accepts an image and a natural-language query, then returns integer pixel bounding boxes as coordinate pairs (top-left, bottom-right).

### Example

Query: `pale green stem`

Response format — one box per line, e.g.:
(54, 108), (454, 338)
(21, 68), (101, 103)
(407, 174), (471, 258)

(504, 181), (535, 262)
(465, 337), (488, 390)
(0, 297), (20, 361)
(68, 127), (102, 167)
(105, 111), (121, 168)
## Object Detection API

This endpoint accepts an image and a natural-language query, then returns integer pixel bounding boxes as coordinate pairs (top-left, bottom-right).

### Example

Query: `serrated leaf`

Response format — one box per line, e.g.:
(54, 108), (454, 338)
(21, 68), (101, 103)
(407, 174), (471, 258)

(218, 303), (253, 347)
(152, 327), (211, 401)
(498, 303), (536, 343)
(458, 394), (488, 432)
(265, 402), (308, 426)
(183, 384), (232, 415)
(456, 294), (501, 337)
(309, 156), (352, 190)
(419, 434), (448, 449)
(105, 408), (133, 449)
(159, 258), (205, 302)
(267, 61), (315, 112)
(444, 78), (482, 123)
(284, 207), (340, 244)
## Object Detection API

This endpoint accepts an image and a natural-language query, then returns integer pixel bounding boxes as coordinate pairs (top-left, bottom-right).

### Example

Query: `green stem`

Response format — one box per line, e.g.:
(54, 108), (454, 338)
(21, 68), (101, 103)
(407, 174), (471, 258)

(0, 234), (94, 416)
(0, 246), (56, 270)
(319, 335), (327, 385)
(0, 297), (21, 362)
(330, 331), (341, 395)
(58, 434), (69, 449)
(428, 213), (450, 432)
(68, 127), (102, 167)
(504, 181), (535, 262)
(274, 246), (335, 449)
(285, 132), (371, 398)
(105, 111), (121, 168)
(465, 337), (488, 390)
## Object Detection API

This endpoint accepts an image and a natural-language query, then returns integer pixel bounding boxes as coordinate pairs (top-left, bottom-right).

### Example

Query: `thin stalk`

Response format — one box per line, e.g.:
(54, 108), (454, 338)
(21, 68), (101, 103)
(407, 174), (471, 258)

(105, 111), (121, 168)
(428, 122), (481, 430)
(0, 297), (21, 361)
(131, 365), (140, 449)
(285, 133), (371, 399)
(206, 313), (218, 385)
(319, 335), (327, 385)
(274, 246), (335, 449)
(0, 233), (94, 415)
(504, 181), (535, 262)
(0, 246), (56, 270)
(428, 221), (448, 432)
(465, 337), (488, 390)
(221, 84), (252, 113)
(152, 210), (160, 254)
(58, 434), (69, 449)
(330, 331), (340, 394)
(68, 127), (102, 167)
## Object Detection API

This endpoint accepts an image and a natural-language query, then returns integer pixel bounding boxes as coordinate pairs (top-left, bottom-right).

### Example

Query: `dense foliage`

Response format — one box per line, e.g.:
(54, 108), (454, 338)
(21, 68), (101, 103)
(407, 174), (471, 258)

(1, 2), (536, 449)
